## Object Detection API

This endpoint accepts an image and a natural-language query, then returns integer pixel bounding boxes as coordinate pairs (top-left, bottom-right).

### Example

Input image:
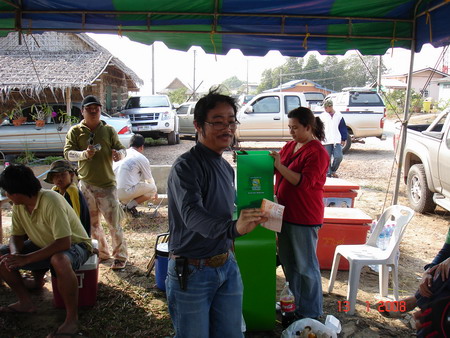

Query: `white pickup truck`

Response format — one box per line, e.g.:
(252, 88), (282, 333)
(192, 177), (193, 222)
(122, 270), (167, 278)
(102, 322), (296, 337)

(236, 91), (385, 152)
(395, 110), (450, 213)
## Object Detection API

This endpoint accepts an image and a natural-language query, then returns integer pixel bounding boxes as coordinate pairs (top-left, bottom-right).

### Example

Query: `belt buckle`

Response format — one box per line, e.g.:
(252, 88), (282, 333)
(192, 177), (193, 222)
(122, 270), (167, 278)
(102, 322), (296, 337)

(208, 253), (227, 267)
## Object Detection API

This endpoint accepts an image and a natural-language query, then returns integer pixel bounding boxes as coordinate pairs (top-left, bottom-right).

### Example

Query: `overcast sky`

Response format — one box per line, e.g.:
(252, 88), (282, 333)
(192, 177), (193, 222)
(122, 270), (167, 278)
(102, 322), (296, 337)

(89, 33), (445, 94)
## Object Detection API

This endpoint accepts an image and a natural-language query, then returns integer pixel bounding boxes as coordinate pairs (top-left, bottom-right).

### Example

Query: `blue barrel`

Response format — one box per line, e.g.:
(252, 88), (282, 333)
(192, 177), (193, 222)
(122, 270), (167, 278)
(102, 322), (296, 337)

(155, 242), (169, 291)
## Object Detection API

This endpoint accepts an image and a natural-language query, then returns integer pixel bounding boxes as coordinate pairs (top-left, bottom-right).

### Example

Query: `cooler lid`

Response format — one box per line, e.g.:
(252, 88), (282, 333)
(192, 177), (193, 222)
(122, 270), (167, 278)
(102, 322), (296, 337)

(156, 242), (169, 253)
(324, 177), (359, 192)
(324, 207), (372, 224)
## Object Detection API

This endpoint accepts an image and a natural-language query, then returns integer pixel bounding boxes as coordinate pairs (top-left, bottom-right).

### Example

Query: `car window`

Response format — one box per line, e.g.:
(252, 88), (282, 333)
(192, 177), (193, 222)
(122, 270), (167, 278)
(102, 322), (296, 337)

(349, 92), (384, 106)
(304, 92), (325, 102)
(252, 96), (280, 113)
(177, 105), (189, 115)
(285, 96), (301, 113)
(126, 96), (170, 109)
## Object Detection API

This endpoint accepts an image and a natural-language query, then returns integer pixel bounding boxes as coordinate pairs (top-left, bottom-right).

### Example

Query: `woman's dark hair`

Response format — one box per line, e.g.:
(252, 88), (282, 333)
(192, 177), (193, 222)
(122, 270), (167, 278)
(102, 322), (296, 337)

(130, 133), (145, 148)
(0, 164), (41, 197)
(287, 107), (325, 141)
(193, 87), (238, 128)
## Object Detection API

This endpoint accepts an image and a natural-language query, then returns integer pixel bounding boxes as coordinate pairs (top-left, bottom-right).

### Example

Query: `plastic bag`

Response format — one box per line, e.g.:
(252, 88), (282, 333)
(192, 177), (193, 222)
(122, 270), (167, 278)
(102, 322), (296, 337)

(281, 316), (340, 338)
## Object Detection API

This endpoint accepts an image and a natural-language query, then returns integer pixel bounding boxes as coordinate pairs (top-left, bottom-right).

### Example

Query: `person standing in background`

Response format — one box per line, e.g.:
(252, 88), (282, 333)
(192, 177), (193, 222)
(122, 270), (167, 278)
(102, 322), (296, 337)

(64, 95), (128, 270)
(270, 107), (329, 320)
(319, 99), (347, 178)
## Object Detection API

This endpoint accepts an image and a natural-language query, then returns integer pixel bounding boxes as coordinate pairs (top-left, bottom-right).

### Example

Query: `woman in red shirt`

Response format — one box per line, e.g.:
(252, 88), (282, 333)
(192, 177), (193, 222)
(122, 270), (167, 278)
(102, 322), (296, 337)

(270, 107), (329, 320)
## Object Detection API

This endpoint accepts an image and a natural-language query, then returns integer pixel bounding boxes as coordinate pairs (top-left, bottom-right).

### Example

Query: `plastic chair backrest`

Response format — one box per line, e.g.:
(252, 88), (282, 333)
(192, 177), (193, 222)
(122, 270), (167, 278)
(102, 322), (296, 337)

(366, 205), (414, 258)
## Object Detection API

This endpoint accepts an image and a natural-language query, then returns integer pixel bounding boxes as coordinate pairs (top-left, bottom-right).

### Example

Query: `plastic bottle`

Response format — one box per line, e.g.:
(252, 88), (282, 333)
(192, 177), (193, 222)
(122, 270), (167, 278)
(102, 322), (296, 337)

(280, 281), (296, 329)
(377, 227), (387, 250)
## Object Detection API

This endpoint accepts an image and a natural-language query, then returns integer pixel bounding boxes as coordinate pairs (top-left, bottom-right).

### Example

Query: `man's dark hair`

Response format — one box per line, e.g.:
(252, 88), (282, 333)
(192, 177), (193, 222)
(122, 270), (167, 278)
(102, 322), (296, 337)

(288, 107), (325, 141)
(130, 133), (145, 148)
(0, 164), (41, 197)
(193, 87), (238, 128)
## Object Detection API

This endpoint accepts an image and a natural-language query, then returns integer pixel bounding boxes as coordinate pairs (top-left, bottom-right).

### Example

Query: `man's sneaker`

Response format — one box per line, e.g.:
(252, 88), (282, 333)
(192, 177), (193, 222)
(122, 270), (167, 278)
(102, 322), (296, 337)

(127, 206), (142, 218)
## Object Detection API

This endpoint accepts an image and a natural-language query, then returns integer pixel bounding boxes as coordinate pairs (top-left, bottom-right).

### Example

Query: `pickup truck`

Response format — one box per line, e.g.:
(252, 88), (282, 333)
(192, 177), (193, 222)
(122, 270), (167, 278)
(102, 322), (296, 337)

(117, 95), (179, 145)
(235, 92), (308, 142)
(236, 91), (385, 152)
(395, 110), (450, 213)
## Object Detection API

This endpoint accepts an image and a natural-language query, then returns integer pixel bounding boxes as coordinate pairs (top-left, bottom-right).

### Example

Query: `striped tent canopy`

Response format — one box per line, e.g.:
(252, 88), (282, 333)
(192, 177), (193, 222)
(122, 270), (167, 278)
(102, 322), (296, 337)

(0, 0), (449, 57)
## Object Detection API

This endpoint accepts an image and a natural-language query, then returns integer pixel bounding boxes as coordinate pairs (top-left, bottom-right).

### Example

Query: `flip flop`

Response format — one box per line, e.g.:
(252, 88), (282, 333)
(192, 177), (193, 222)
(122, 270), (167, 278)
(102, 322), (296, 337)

(111, 259), (127, 270)
(0, 304), (36, 314)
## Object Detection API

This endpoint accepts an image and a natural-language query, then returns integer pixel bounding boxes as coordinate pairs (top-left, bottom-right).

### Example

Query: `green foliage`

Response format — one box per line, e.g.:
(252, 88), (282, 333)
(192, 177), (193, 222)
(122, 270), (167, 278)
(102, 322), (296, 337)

(221, 76), (244, 91)
(16, 150), (37, 165)
(58, 109), (79, 124)
(434, 98), (450, 111)
(384, 89), (424, 119)
(7, 100), (24, 120)
(30, 103), (53, 121)
(257, 54), (383, 93)
(42, 156), (63, 165)
(168, 88), (188, 104)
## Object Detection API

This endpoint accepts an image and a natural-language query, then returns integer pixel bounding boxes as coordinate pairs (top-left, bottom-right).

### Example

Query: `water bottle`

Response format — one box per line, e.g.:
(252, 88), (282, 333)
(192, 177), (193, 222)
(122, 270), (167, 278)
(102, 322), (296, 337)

(377, 227), (387, 250)
(280, 281), (296, 328)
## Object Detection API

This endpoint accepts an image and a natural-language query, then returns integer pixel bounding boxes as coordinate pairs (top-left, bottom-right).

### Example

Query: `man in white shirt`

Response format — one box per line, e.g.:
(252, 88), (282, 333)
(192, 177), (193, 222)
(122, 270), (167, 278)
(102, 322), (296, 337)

(114, 134), (157, 217)
(319, 99), (348, 178)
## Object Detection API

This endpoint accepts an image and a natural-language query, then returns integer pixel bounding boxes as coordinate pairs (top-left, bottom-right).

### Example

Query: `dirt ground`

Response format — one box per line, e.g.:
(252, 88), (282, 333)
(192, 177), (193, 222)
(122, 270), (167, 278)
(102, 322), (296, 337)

(1, 121), (449, 337)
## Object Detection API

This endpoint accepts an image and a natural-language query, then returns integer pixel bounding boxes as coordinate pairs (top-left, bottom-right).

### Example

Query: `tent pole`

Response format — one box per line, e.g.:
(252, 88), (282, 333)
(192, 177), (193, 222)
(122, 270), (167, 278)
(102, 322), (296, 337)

(392, 40), (416, 205)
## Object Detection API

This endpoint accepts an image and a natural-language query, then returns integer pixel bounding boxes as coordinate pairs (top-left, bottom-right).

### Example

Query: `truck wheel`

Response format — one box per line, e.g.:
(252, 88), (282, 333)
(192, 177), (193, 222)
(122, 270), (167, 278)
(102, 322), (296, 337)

(342, 134), (352, 154)
(406, 164), (435, 213)
(167, 131), (177, 145)
(176, 133), (180, 144)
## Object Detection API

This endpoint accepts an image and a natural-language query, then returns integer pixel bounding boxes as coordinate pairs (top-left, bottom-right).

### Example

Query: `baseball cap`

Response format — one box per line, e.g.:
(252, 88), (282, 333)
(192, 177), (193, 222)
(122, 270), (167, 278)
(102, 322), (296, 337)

(44, 160), (77, 183)
(323, 99), (333, 108)
(82, 95), (102, 107)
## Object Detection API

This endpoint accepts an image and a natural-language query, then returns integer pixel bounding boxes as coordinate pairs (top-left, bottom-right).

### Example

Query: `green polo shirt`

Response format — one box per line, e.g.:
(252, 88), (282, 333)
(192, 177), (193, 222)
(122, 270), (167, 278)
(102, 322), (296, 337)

(64, 120), (125, 188)
(446, 227), (450, 245)
(11, 190), (92, 252)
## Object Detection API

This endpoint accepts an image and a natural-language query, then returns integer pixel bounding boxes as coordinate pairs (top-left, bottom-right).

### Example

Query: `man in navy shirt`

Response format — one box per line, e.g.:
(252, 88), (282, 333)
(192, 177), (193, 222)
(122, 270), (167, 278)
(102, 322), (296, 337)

(166, 89), (267, 337)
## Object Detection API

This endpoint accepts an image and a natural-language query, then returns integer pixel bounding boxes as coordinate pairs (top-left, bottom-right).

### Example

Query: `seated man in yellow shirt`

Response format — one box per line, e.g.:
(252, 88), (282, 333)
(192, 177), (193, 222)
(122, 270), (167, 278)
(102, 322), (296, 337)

(0, 164), (92, 338)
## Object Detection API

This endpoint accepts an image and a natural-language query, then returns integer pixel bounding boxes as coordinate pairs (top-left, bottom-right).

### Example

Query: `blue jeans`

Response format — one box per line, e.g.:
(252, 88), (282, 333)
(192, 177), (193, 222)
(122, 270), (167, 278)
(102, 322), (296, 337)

(324, 144), (343, 176)
(165, 252), (244, 338)
(278, 222), (323, 318)
(0, 240), (90, 272)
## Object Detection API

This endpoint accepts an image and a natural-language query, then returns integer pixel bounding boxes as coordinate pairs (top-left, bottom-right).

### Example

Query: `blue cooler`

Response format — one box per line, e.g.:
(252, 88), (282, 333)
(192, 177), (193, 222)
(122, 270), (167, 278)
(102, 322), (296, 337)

(155, 242), (169, 291)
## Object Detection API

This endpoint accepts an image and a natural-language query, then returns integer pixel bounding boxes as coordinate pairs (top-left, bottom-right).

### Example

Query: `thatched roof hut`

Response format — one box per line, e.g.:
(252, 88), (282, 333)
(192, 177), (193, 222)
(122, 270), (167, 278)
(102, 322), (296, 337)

(0, 32), (143, 114)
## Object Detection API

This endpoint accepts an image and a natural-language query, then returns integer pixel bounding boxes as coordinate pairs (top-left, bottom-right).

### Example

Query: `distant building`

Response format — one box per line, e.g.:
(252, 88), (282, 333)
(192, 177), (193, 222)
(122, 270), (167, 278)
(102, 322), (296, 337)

(0, 32), (142, 115)
(263, 79), (334, 96)
(382, 67), (450, 101)
(158, 77), (192, 95)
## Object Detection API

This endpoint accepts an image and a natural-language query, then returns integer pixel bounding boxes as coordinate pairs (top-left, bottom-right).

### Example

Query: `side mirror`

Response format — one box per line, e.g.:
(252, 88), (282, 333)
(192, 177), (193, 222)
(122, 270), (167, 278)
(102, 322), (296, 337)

(244, 106), (254, 114)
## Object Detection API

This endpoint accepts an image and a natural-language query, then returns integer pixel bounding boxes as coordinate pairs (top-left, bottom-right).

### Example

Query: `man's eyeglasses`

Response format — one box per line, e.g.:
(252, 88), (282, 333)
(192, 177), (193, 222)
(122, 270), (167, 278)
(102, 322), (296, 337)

(204, 121), (240, 131)
(88, 132), (95, 145)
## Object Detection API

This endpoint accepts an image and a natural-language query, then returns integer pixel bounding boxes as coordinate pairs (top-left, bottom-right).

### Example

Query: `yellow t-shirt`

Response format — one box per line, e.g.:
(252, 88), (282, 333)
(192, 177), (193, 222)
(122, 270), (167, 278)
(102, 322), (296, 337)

(11, 190), (92, 252)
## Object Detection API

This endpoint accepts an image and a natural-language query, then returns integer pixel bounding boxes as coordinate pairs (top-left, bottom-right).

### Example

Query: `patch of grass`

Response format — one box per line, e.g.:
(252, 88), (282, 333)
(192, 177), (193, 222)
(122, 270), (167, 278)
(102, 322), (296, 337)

(16, 150), (37, 164)
(41, 155), (63, 165)
(144, 138), (167, 146)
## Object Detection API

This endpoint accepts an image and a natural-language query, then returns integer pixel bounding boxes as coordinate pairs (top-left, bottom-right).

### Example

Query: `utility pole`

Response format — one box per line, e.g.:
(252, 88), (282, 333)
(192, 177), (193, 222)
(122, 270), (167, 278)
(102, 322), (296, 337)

(377, 55), (382, 94)
(246, 58), (249, 95)
(151, 44), (155, 95)
(193, 49), (197, 101)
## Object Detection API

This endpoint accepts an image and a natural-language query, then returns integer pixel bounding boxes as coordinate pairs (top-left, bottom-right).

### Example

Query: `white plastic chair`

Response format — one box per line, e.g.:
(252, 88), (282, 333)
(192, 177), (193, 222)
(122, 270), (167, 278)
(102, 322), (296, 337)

(327, 205), (414, 315)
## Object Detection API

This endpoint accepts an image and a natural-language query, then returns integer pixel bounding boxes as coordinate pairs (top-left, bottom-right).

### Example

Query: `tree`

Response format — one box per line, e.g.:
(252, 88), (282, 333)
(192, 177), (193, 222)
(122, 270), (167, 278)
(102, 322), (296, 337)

(168, 88), (188, 104)
(222, 76), (244, 91)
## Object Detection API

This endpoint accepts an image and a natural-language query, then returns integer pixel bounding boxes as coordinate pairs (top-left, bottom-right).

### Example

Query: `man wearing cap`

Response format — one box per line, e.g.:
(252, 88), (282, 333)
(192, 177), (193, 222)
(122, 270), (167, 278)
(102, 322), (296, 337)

(113, 134), (158, 217)
(319, 99), (348, 178)
(64, 95), (128, 270)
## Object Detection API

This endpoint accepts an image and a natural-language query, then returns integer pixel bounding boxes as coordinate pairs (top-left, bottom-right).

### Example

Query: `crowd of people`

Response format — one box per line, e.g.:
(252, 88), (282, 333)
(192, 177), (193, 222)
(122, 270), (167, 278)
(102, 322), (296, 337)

(0, 92), (448, 337)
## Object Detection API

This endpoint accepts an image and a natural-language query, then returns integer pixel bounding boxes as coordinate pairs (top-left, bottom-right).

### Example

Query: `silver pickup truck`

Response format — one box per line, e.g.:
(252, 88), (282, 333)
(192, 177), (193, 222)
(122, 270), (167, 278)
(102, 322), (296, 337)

(395, 110), (450, 213)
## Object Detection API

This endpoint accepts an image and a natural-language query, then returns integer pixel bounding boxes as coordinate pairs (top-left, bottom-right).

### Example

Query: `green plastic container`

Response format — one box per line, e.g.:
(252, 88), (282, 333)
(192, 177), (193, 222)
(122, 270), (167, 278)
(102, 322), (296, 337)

(235, 150), (276, 331)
